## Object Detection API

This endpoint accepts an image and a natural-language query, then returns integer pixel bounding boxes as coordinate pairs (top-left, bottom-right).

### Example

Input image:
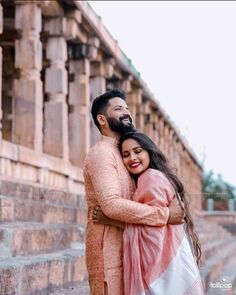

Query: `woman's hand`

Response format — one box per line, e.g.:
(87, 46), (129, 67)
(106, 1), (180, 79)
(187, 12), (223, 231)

(93, 205), (125, 229)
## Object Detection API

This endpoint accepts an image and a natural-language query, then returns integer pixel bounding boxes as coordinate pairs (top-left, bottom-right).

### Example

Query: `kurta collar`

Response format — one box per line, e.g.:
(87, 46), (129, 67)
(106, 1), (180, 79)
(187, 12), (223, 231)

(101, 135), (119, 147)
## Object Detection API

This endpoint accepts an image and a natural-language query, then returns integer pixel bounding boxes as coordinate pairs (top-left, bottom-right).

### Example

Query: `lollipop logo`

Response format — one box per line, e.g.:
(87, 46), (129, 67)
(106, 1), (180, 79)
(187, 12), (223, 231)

(209, 276), (232, 290)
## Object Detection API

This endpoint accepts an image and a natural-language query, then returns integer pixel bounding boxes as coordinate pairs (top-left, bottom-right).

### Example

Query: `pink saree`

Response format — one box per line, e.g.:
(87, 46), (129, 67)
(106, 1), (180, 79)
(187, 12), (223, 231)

(123, 168), (204, 295)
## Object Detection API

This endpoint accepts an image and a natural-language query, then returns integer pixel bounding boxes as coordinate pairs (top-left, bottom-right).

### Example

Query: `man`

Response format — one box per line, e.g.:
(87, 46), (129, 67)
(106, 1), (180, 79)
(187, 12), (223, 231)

(83, 90), (184, 295)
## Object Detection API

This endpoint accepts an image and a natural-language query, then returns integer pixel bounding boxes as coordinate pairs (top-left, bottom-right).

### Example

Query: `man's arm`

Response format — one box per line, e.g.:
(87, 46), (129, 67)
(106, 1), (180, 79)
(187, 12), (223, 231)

(93, 199), (185, 227)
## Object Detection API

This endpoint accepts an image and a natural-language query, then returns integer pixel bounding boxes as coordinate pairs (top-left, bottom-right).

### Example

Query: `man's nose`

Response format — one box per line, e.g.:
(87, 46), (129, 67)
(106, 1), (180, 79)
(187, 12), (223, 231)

(124, 108), (131, 116)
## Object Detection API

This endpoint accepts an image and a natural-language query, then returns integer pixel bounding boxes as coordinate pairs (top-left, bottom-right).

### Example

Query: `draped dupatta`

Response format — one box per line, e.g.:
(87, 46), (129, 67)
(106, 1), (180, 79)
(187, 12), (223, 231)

(123, 169), (204, 295)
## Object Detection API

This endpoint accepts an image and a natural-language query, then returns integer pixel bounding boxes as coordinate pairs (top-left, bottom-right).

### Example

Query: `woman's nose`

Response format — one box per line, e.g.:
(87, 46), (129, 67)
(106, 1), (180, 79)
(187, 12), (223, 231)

(129, 152), (136, 161)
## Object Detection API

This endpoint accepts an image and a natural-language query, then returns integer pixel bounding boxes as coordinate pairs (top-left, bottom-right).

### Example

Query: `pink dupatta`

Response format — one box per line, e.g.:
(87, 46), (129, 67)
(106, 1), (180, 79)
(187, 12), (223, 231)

(123, 169), (204, 295)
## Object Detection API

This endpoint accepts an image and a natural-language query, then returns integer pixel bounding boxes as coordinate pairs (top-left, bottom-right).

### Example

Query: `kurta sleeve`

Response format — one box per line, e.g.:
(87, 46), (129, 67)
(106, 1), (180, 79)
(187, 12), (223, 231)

(86, 146), (169, 226)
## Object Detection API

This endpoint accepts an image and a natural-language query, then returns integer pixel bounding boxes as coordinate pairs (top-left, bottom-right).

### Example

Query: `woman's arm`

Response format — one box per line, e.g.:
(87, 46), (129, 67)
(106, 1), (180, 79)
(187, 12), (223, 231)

(93, 206), (125, 230)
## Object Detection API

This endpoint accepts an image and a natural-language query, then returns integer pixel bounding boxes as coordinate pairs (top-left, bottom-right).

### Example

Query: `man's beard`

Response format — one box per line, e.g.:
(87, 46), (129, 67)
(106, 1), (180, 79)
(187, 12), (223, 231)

(106, 115), (135, 135)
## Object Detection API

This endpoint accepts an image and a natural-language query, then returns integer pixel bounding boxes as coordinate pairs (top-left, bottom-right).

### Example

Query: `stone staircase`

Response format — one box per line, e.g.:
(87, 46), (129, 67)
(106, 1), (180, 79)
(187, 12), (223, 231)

(0, 179), (89, 295)
(1, 178), (236, 295)
(196, 218), (236, 294)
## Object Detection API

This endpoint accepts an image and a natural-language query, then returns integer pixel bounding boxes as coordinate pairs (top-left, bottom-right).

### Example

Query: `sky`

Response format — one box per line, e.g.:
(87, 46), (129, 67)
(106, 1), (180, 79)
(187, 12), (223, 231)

(88, 1), (236, 186)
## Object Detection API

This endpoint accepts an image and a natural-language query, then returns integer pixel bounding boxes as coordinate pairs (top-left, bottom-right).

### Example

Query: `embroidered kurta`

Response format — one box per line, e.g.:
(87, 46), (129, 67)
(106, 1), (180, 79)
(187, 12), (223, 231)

(123, 168), (204, 295)
(83, 136), (169, 295)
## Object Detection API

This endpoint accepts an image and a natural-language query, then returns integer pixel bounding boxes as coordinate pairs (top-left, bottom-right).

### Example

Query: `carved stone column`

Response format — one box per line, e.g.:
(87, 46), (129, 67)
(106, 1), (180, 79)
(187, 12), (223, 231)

(134, 89), (143, 130)
(150, 111), (157, 142)
(68, 43), (91, 166)
(118, 75), (132, 94)
(126, 93), (136, 122)
(177, 141), (184, 180)
(152, 113), (159, 145)
(90, 58), (113, 146)
(158, 116), (165, 153)
(13, 2), (43, 151)
(44, 22), (69, 159)
(171, 135), (178, 168)
(168, 129), (174, 164)
(163, 124), (170, 156)
(126, 88), (145, 131)
(0, 0), (2, 145)
(143, 100), (153, 138)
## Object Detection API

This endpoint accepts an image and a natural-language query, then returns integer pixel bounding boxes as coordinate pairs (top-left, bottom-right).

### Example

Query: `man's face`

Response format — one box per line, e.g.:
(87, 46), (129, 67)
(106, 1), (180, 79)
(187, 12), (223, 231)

(105, 97), (135, 134)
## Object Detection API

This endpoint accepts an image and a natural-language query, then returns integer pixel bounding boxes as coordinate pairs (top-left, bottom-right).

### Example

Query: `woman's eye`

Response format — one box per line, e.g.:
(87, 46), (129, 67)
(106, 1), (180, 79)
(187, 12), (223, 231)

(135, 149), (142, 153)
(122, 153), (129, 158)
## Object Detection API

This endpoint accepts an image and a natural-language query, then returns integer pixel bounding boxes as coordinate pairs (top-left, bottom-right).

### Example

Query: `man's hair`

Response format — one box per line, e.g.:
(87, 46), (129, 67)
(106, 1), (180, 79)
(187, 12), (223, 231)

(91, 89), (126, 129)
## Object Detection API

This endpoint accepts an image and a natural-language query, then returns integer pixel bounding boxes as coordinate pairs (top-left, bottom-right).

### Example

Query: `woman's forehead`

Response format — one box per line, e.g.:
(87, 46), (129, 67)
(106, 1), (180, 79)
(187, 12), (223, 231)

(122, 138), (140, 149)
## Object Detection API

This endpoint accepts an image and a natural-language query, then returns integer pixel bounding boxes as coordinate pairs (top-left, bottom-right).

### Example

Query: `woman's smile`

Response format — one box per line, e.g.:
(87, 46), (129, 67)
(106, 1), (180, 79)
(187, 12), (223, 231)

(129, 162), (141, 168)
(122, 138), (150, 175)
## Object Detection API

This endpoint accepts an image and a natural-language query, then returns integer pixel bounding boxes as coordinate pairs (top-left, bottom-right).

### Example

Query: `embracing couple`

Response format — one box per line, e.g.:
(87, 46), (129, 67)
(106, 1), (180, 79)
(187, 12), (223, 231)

(83, 90), (204, 295)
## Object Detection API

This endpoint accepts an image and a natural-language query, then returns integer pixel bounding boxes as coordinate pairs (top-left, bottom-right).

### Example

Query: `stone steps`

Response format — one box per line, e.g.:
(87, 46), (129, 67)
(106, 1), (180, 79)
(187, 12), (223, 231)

(205, 255), (236, 295)
(201, 236), (235, 261)
(49, 282), (90, 295)
(0, 180), (80, 207)
(0, 180), (87, 227)
(0, 222), (85, 258)
(0, 179), (88, 295)
(200, 227), (236, 292)
(0, 194), (86, 225)
(198, 230), (231, 245)
(0, 248), (87, 295)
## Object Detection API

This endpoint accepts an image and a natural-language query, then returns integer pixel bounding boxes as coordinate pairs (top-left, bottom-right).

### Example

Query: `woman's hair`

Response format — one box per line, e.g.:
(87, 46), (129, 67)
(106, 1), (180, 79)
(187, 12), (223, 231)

(119, 131), (202, 265)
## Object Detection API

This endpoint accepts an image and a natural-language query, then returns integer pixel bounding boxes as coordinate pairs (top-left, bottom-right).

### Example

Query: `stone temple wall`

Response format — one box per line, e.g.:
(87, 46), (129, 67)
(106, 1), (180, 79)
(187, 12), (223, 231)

(4, 2), (236, 295)
(0, 0), (203, 212)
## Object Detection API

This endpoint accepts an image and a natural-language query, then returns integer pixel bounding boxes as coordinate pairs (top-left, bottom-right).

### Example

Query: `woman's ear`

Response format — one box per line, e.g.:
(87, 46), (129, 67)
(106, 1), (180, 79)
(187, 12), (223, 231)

(97, 114), (106, 127)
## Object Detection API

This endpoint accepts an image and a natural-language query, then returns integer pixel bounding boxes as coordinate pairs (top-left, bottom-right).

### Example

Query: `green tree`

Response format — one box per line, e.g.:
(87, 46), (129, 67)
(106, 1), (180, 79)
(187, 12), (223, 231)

(202, 170), (236, 201)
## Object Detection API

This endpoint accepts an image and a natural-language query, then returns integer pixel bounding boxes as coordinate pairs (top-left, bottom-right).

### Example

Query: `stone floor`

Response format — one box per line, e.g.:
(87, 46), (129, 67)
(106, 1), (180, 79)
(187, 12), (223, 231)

(49, 282), (90, 295)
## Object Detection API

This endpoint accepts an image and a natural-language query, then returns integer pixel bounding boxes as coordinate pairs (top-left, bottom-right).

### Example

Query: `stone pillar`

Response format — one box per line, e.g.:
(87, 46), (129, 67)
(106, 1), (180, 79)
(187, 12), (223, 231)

(152, 113), (159, 145)
(177, 141), (184, 180)
(163, 124), (170, 156)
(12, 2), (43, 151)
(143, 100), (153, 138)
(126, 91), (137, 123)
(158, 117), (165, 153)
(207, 199), (214, 211)
(0, 0), (2, 146)
(150, 111), (157, 142)
(68, 58), (90, 165)
(168, 129), (174, 164)
(90, 59), (114, 147)
(68, 44), (91, 166)
(44, 30), (69, 159)
(118, 76), (132, 94)
(134, 89), (143, 130)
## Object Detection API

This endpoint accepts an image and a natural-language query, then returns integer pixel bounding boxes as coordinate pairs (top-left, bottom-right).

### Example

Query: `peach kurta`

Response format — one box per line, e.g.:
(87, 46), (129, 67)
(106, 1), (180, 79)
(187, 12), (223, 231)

(83, 136), (169, 295)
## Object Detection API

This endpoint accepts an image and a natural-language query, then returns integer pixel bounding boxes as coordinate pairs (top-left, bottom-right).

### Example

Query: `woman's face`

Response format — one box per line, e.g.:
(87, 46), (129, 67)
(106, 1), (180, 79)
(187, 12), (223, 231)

(121, 138), (150, 175)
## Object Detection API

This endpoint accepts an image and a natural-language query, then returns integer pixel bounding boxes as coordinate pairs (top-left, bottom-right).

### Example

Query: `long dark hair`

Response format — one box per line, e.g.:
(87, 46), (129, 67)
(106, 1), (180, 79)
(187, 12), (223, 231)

(119, 131), (202, 265)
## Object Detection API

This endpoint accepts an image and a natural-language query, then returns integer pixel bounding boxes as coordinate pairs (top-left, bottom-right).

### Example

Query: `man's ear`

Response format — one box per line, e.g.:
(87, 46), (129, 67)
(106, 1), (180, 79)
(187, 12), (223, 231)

(97, 114), (106, 126)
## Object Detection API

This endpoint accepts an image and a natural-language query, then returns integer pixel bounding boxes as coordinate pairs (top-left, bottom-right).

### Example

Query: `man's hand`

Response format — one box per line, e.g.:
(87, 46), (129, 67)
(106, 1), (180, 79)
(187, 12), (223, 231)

(93, 205), (111, 225)
(168, 197), (185, 224)
(93, 205), (125, 229)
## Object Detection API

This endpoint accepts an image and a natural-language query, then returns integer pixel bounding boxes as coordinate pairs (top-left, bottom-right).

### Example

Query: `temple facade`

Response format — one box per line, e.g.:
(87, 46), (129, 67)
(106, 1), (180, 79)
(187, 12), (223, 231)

(0, 1), (208, 294)
(0, 0), (202, 210)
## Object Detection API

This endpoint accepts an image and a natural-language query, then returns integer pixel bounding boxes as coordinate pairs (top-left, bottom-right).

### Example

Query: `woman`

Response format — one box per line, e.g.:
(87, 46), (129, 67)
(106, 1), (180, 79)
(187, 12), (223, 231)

(93, 131), (204, 295)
